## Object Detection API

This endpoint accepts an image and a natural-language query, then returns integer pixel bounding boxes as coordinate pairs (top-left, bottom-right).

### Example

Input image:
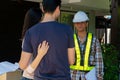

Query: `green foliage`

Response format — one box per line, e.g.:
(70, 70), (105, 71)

(101, 44), (119, 80)
(60, 12), (74, 27)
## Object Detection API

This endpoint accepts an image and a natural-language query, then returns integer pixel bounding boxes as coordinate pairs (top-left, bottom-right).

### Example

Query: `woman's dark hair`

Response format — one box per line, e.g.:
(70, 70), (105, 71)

(21, 7), (42, 40)
(42, 0), (61, 13)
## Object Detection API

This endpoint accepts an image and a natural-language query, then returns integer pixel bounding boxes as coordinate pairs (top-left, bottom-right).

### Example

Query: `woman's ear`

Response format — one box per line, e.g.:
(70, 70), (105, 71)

(40, 3), (44, 13)
(41, 7), (44, 13)
(56, 6), (60, 11)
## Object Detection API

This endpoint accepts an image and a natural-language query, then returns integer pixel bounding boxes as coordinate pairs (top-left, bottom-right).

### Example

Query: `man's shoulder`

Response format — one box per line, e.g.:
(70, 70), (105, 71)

(57, 23), (73, 31)
(58, 22), (71, 27)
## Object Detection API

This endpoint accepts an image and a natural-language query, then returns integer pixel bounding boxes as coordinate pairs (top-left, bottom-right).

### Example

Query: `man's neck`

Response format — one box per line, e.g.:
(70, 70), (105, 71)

(41, 13), (56, 22)
(78, 31), (87, 41)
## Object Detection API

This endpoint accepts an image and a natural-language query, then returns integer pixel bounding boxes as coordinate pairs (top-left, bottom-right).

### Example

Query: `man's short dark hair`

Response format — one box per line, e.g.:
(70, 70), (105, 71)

(42, 0), (61, 13)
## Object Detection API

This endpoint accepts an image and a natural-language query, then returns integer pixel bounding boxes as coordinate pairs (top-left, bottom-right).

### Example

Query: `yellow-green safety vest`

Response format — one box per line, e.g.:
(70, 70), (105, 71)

(70, 33), (94, 71)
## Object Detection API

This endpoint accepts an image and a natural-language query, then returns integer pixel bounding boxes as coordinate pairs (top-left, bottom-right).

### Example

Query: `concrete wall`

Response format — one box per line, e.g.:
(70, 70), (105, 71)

(88, 12), (96, 35)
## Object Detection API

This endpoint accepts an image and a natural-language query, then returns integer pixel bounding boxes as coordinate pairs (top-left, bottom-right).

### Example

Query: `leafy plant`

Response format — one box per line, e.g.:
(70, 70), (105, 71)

(101, 44), (119, 80)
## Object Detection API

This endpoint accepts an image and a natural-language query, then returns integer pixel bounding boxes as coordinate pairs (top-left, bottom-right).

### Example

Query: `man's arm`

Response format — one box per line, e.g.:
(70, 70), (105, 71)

(95, 39), (104, 80)
(19, 51), (32, 70)
(68, 48), (75, 65)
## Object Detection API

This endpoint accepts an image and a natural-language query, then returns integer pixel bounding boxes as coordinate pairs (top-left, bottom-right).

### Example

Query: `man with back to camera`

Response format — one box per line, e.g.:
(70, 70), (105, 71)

(19, 0), (75, 80)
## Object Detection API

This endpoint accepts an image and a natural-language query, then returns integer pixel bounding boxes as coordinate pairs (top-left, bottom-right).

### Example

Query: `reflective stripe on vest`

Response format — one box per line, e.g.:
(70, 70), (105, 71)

(70, 33), (94, 71)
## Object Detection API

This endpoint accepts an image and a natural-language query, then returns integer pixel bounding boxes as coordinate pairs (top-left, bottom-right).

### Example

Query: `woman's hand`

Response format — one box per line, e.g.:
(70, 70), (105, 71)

(37, 40), (49, 57)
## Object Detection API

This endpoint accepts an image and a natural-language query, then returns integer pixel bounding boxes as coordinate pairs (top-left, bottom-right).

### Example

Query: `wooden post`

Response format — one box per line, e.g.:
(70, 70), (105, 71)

(118, 0), (120, 80)
(111, 1), (120, 79)
(110, 0), (119, 48)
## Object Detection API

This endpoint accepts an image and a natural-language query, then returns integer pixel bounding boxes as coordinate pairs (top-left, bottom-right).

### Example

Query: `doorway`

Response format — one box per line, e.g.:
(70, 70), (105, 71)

(0, 0), (39, 63)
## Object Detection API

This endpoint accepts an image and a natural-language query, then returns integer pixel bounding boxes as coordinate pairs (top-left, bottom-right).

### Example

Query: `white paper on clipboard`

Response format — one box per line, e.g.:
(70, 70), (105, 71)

(0, 61), (19, 75)
(85, 67), (97, 80)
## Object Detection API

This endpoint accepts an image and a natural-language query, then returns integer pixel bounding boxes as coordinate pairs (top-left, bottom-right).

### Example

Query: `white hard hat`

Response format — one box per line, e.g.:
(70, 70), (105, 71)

(73, 11), (89, 23)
